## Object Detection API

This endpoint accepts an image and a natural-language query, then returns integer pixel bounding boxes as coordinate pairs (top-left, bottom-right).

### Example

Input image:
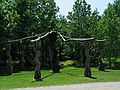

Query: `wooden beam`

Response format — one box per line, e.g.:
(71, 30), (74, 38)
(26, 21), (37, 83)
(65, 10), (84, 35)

(0, 30), (105, 45)
(57, 32), (67, 42)
(95, 39), (106, 42)
(31, 31), (53, 42)
(0, 32), (46, 44)
(67, 37), (95, 42)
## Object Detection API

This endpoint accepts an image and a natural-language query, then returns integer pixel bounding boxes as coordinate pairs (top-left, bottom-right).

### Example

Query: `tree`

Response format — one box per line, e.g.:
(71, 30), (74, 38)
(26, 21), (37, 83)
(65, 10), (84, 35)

(0, 0), (19, 75)
(89, 9), (101, 37)
(98, 0), (120, 68)
(67, 0), (92, 38)
(30, 0), (59, 34)
(0, 0), (19, 41)
(13, 0), (31, 69)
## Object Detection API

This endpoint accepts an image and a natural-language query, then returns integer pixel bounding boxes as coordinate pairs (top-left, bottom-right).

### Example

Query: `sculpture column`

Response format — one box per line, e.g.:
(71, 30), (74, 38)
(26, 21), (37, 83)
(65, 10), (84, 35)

(49, 32), (60, 73)
(6, 43), (13, 75)
(84, 41), (92, 77)
(97, 41), (105, 71)
(34, 41), (42, 81)
(79, 44), (84, 67)
(20, 42), (26, 70)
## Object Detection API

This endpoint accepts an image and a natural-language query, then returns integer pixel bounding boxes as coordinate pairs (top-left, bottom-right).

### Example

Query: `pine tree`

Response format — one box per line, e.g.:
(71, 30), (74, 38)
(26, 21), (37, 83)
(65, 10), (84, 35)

(67, 0), (92, 38)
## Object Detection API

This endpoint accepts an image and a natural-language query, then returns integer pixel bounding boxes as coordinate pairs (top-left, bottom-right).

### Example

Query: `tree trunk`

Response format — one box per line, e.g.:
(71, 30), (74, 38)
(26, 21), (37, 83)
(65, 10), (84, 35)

(84, 42), (91, 77)
(34, 41), (42, 81)
(6, 43), (13, 75)
(49, 32), (60, 73)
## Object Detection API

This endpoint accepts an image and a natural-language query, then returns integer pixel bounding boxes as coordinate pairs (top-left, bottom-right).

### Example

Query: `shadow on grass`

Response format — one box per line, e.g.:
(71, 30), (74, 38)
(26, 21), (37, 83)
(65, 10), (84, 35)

(62, 71), (97, 79)
(42, 73), (55, 79)
(66, 72), (81, 77)
(84, 75), (97, 79)
(99, 70), (111, 72)
(89, 77), (97, 79)
(31, 73), (55, 83)
(103, 70), (111, 72)
(62, 72), (82, 77)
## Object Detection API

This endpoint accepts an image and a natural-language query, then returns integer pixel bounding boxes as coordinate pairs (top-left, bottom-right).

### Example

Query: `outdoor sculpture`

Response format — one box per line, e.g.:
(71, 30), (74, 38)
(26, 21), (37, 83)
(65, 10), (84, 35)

(84, 41), (92, 77)
(0, 31), (105, 80)
(96, 40), (106, 71)
(6, 43), (13, 75)
(33, 41), (42, 81)
(67, 37), (94, 77)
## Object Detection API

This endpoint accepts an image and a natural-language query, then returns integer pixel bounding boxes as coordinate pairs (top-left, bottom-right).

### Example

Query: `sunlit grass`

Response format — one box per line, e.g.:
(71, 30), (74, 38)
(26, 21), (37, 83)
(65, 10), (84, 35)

(0, 66), (120, 90)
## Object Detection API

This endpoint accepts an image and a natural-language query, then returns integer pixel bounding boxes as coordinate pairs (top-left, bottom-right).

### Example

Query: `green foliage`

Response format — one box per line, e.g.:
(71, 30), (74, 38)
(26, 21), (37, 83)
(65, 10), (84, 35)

(0, 0), (59, 39)
(0, 0), (120, 73)
(0, 0), (19, 41)
(15, 0), (41, 36)
(98, 0), (120, 59)
(67, 0), (92, 38)
(56, 15), (71, 35)
(89, 9), (101, 37)
(30, 0), (59, 34)
(66, 0), (100, 61)
(0, 0), (60, 72)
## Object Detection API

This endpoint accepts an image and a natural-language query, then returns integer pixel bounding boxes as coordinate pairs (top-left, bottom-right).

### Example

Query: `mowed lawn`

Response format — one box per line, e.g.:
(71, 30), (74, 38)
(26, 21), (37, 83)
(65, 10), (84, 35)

(0, 67), (120, 90)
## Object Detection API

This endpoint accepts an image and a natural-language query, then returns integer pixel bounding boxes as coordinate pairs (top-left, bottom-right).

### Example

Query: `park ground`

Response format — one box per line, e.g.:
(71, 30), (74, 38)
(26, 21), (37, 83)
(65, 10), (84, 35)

(0, 66), (120, 90)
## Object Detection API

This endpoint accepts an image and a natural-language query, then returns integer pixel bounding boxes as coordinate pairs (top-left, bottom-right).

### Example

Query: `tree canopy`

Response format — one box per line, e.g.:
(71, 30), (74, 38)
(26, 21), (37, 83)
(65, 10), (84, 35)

(0, 0), (120, 71)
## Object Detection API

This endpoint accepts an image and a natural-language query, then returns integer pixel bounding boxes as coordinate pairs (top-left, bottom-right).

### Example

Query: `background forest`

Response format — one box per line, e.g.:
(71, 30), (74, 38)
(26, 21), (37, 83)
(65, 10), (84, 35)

(0, 0), (120, 74)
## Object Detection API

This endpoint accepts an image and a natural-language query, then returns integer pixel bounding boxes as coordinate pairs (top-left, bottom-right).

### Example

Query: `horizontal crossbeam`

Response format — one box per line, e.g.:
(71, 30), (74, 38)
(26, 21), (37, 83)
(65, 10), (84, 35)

(0, 30), (105, 44)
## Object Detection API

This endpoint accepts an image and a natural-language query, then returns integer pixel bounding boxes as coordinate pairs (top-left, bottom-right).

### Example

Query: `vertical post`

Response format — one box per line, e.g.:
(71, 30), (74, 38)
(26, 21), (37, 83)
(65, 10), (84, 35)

(49, 32), (60, 73)
(59, 41), (64, 61)
(75, 42), (80, 67)
(79, 44), (84, 67)
(20, 42), (26, 70)
(34, 41), (42, 81)
(76, 43), (84, 67)
(84, 41), (92, 77)
(6, 43), (13, 75)
(97, 41), (105, 71)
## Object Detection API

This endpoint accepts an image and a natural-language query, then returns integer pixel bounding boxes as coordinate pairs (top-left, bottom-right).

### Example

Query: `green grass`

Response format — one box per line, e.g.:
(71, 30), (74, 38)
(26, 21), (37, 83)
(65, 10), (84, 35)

(0, 67), (120, 90)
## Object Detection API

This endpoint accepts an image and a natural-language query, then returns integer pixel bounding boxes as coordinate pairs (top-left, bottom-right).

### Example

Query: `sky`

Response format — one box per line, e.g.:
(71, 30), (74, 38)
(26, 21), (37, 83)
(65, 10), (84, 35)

(55, 0), (115, 16)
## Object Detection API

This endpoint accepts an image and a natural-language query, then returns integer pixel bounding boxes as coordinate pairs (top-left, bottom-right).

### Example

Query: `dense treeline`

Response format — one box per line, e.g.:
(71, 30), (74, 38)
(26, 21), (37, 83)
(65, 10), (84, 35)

(0, 0), (120, 72)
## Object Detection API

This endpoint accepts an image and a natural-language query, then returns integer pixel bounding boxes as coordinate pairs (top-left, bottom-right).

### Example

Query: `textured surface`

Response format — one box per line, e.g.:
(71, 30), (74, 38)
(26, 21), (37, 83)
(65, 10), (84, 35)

(12, 82), (120, 90)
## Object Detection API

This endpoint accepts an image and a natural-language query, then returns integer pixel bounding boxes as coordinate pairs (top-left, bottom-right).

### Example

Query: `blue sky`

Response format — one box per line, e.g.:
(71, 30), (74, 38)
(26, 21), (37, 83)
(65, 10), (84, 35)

(55, 0), (115, 16)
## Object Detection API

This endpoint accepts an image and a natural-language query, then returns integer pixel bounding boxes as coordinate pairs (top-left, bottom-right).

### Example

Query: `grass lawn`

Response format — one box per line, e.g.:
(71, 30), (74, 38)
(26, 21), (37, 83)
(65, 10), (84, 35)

(0, 66), (120, 90)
